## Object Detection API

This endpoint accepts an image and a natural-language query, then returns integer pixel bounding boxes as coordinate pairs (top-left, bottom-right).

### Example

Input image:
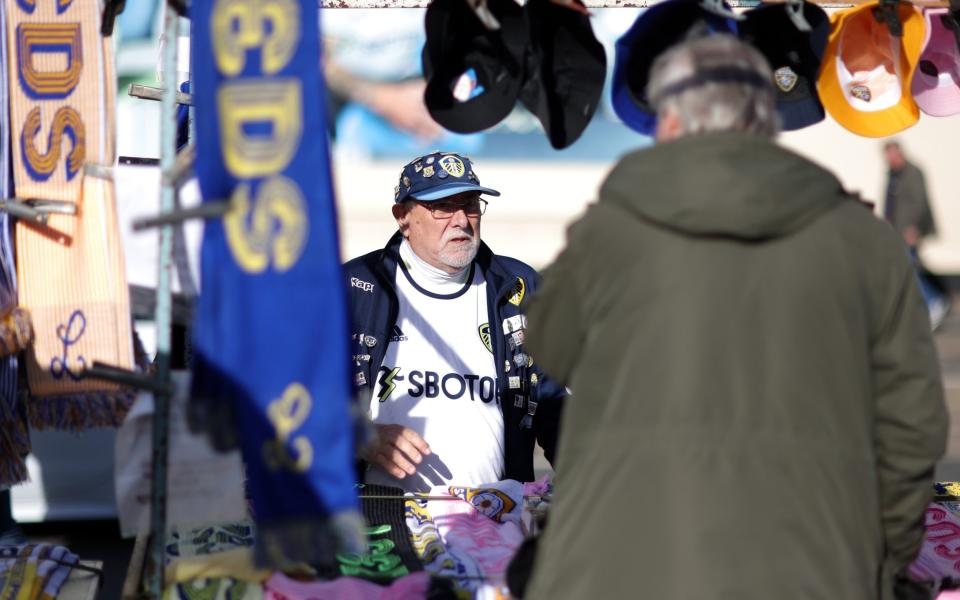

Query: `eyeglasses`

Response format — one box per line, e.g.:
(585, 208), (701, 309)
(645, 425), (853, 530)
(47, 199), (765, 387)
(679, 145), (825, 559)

(418, 198), (488, 219)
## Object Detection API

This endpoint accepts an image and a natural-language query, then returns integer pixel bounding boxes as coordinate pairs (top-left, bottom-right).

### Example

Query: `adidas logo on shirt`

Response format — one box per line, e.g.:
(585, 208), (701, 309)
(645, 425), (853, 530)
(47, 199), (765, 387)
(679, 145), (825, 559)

(390, 325), (408, 342)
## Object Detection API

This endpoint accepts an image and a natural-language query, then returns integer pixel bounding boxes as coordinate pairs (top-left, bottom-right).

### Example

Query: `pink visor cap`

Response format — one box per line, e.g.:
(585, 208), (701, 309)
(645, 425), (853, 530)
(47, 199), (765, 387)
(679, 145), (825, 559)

(912, 8), (960, 117)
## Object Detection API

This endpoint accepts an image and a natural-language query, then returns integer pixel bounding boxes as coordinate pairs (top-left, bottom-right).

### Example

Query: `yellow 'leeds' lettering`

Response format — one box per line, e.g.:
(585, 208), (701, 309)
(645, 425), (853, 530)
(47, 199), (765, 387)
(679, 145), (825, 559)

(218, 79), (302, 178)
(262, 382), (314, 473)
(17, 23), (83, 98)
(212, 0), (300, 76)
(21, 106), (85, 181)
(225, 175), (308, 274)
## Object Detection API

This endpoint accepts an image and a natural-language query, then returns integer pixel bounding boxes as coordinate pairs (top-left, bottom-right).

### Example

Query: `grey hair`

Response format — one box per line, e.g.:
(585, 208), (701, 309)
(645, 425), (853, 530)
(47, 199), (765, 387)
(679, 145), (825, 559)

(648, 34), (780, 137)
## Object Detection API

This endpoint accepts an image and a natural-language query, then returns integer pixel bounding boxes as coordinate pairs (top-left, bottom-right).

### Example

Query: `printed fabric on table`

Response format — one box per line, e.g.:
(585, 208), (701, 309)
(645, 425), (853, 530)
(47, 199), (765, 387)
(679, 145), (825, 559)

(404, 479), (527, 595)
(313, 484), (423, 583)
(0, 543), (79, 600)
(163, 577), (264, 600)
(909, 483), (960, 591)
(190, 0), (361, 569)
(165, 521), (257, 564)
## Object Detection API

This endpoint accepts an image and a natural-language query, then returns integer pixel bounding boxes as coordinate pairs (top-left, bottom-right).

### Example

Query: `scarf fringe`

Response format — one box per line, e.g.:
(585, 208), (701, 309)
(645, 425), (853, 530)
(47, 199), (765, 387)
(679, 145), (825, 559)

(0, 455), (28, 487)
(27, 391), (135, 432)
(254, 510), (366, 570)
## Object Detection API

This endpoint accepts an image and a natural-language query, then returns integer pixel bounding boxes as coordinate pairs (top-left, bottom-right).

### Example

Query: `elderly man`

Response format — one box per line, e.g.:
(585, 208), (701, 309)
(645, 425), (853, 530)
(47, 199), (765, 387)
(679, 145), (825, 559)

(345, 151), (563, 492)
(524, 35), (946, 599)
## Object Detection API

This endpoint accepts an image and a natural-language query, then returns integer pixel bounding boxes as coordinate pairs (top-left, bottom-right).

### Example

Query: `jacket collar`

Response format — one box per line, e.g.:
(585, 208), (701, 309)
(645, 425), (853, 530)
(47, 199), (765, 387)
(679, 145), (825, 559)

(377, 231), (515, 300)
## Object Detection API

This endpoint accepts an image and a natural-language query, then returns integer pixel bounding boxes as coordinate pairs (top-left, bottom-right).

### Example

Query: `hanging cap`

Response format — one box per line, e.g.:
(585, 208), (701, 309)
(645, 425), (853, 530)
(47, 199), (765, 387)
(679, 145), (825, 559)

(422, 0), (526, 134)
(611, 0), (739, 137)
(911, 8), (960, 117)
(817, 1), (924, 137)
(520, 0), (607, 149)
(739, 2), (831, 131)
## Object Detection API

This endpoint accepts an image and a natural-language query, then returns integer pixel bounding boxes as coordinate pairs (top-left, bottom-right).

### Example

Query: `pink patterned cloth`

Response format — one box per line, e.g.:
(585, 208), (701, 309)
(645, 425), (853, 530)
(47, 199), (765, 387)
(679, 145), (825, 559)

(909, 503), (960, 582)
(429, 480), (526, 579)
(264, 572), (430, 600)
(522, 475), (551, 499)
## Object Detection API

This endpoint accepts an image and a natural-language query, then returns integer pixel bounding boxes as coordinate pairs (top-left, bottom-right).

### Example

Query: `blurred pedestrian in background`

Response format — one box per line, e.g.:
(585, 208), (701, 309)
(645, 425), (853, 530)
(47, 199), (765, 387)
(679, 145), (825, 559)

(883, 140), (950, 330)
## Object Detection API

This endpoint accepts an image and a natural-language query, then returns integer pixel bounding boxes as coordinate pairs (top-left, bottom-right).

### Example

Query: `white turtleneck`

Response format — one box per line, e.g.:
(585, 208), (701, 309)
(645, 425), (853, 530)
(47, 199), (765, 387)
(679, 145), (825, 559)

(398, 239), (471, 295)
(365, 239), (503, 493)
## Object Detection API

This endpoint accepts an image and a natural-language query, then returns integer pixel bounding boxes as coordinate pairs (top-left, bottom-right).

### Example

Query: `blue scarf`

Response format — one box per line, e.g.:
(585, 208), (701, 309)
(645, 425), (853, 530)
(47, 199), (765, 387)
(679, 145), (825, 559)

(191, 0), (361, 566)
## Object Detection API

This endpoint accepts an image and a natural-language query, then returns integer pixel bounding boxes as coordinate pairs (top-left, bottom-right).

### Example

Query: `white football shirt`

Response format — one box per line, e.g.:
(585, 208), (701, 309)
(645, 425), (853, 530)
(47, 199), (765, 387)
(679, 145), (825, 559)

(365, 241), (504, 492)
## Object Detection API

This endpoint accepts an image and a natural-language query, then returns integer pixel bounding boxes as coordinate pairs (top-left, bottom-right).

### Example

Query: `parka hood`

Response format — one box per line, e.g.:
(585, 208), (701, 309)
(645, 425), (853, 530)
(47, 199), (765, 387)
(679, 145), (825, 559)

(601, 132), (850, 240)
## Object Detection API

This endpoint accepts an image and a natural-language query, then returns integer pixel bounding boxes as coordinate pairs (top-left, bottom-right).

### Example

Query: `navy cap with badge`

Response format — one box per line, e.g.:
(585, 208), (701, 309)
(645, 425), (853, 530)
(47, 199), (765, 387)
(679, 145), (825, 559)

(738, 2), (830, 131)
(394, 152), (501, 204)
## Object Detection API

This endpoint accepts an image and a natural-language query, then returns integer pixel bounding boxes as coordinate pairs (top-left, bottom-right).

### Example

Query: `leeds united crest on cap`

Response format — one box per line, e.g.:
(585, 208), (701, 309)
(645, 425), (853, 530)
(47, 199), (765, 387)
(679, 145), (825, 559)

(439, 155), (466, 177)
(850, 84), (872, 102)
(774, 67), (798, 93)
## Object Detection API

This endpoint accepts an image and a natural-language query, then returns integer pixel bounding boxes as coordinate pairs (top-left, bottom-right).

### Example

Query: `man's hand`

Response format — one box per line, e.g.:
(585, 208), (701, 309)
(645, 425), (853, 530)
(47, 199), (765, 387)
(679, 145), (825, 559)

(363, 424), (431, 479)
(903, 225), (921, 248)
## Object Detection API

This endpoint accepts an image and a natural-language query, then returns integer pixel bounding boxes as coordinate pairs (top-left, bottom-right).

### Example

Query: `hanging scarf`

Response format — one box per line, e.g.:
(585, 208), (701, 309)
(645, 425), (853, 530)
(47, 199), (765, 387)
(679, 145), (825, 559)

(191, 0), (362, 568)
(0, 2), (28, 487)
(5, 0), (135, 418)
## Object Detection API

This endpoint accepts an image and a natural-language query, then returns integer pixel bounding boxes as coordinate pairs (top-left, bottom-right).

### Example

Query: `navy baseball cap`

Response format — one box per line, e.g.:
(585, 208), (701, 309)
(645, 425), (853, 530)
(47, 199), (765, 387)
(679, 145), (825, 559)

(612, 0), (738, 136)
(739, 2), (830, 131)
(394, 152), (501, 204)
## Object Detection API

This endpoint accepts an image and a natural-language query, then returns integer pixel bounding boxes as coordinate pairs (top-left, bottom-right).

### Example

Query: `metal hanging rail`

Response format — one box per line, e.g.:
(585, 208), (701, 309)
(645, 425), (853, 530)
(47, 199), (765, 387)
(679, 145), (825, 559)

(146, 2), (180, 597)
(318, 0), (950, 7)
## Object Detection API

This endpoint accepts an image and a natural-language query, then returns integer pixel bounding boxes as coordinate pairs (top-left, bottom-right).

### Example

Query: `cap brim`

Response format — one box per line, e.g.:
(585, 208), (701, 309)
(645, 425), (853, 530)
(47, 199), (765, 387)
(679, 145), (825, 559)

(779, 97), (826, 130)
(412, 183), (502, 201)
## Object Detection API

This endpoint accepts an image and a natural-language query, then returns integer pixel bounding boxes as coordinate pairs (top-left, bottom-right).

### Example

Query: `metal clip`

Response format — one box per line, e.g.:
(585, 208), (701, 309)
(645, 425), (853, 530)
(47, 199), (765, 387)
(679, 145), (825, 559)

(872, 0), (903, 37)
(700, 0), (743, 21)
(128, 83), (194, 106)
(84, 162), (115, 180)
(25, 199), (78, 217)
(132, 199), (233, 231)
(163, 144), (195, 189)
(0, 199), (48, 224)
(0, 198), (79, 224)
(101, 0), (126, 36)
(785, 0), (811, 33)
(465, 0), (500, 30)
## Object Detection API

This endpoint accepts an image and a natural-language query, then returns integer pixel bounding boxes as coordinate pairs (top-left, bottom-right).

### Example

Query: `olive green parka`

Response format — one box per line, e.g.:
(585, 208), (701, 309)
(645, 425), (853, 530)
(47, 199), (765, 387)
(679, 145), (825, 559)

(525, 133), (947, 600)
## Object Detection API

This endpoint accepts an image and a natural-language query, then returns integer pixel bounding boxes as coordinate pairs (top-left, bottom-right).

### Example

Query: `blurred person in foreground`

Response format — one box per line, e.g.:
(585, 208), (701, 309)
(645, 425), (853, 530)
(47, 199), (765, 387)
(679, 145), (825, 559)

(524, 34), (947, 600)
(883, 140), (950, 330)
(344, 152), (564, 492)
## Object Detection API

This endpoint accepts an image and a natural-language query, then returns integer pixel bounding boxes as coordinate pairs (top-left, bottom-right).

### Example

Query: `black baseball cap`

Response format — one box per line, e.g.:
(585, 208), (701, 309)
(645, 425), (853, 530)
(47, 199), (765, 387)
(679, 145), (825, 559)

(739, 2), (830, 131)
(394, 152), (501, 204)
(520, 0), (607, 149)
(422, 0), (527, 134)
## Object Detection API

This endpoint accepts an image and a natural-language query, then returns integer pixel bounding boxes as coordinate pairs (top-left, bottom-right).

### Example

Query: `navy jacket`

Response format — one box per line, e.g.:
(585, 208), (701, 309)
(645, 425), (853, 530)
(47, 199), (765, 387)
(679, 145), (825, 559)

(344, 232), (564, 482)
